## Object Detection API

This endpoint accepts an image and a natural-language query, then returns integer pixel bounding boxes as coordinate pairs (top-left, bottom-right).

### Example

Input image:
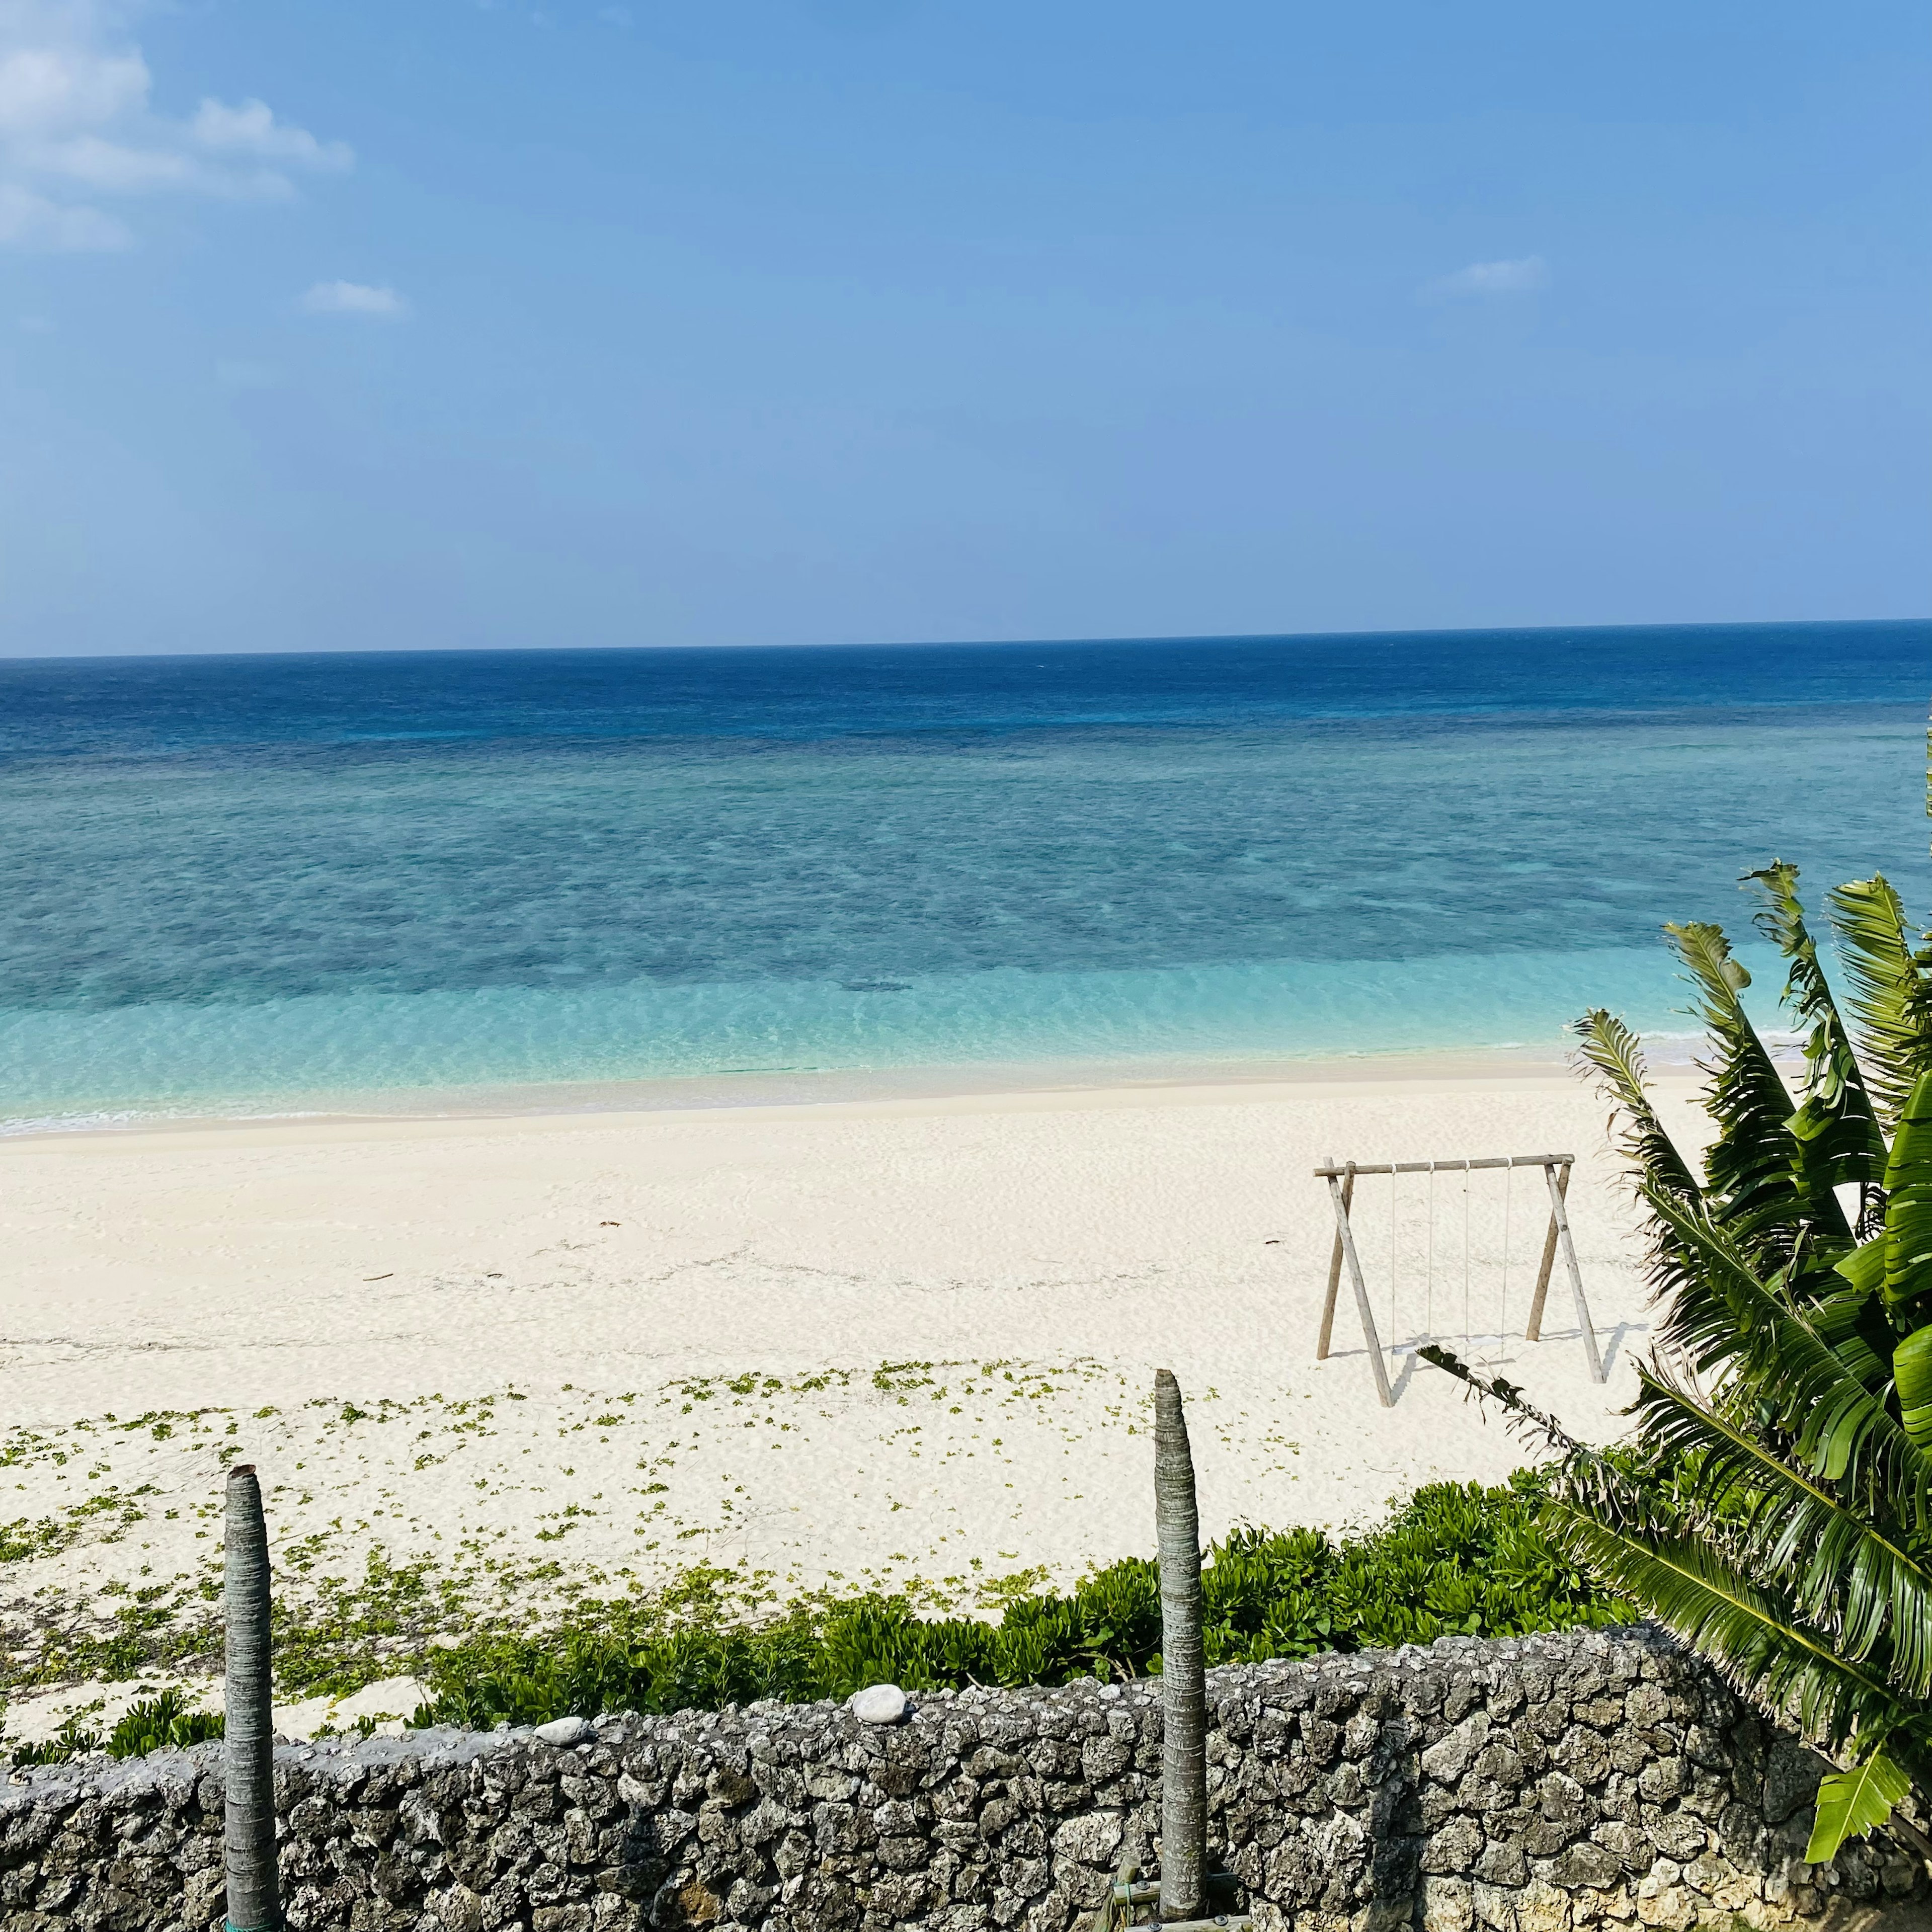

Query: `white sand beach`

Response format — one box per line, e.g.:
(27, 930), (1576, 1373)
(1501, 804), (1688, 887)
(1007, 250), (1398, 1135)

(0, 1054), (1715, 1736)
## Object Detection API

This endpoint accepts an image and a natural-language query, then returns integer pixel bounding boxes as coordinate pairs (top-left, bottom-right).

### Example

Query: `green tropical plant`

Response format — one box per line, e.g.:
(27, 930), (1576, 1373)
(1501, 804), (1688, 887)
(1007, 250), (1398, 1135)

(408, 1472), (1625, 1730)
(1424, 757), (1932, 1869)
(0, 1688), (223, 1767)
(108, 1688), (224, 1756)
(4, 1712), (105, 1766)
(1, 1474), (1611, 1764)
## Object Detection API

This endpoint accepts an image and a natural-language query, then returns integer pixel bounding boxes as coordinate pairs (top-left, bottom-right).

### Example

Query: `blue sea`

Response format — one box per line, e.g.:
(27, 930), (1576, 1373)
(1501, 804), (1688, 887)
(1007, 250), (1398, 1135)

(1, 621), (1926, 1128)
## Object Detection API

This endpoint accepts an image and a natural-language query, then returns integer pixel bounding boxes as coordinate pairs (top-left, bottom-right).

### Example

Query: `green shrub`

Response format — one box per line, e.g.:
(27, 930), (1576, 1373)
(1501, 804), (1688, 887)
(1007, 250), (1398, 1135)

(2, 1687), (222, 1767)
(108, 1688), (224, 1757)
(5, 1713), (103, 1766)
(413, 1469), (1628, 1729)
(0, 1472), (1630, 1758)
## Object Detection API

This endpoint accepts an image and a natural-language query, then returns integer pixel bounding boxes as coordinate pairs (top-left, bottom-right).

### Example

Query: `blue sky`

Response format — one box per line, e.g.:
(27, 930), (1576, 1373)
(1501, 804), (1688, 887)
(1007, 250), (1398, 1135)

(2, 1), (1927, 655)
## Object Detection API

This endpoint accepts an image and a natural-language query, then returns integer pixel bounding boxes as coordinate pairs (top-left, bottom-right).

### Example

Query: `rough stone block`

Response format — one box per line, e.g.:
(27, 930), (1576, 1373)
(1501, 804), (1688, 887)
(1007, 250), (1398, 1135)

(1048, 1816), (1119, 1869)
(1422, 1877), (1475, 1932)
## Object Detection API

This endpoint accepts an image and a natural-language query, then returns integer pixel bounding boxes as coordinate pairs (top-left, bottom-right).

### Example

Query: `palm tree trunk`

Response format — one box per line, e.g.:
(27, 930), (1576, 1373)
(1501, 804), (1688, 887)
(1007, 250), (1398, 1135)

(1154, 1370), (1205, 1923)
(224, 1464), (280, 1932)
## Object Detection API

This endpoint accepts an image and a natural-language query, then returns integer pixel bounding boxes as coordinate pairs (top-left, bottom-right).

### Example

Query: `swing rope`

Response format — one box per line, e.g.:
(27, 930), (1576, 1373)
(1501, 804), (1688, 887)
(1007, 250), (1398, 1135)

(1425, 1160), (1435, 1338)
(1498, 1160), (1513, 1364)
(1461, 1160), (1472, 1360)
(1389, 1154), (1399, 1344)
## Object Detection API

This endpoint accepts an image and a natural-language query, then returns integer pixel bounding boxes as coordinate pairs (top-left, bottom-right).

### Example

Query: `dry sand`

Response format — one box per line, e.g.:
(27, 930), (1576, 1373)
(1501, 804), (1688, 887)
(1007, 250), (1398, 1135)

(0, 1054), (1716, 1737)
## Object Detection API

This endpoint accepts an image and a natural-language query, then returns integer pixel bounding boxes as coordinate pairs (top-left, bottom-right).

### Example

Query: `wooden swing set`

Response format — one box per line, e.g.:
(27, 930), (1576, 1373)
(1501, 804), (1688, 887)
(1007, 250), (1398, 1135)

(1314, 1152), (1605, 1406)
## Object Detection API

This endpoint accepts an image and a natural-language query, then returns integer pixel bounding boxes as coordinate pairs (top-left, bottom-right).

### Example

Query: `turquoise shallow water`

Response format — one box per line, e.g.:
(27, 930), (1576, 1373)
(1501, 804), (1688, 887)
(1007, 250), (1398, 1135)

(0, 623), (1925, 1123)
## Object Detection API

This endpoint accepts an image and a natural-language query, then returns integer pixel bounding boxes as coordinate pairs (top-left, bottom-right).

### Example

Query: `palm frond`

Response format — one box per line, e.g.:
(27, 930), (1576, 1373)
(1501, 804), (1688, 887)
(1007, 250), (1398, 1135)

(1828, 876), (1932, 1134)
(1748, 861), (1888, 1200)
(1667, 920), (1852, 1274)
(1540, 759), (1932, 1819)
(1571, 1009), (1701, 1204)
(1625, 1366), (1932, 1693)
(1640, 1188), (1932, 1524)
(1541, 1500), (1922, 1771)
(1425, 1342), (1932, 1777)
(1417, 1344), (1587, 1458)
(1811, 1275), (1898, 1394)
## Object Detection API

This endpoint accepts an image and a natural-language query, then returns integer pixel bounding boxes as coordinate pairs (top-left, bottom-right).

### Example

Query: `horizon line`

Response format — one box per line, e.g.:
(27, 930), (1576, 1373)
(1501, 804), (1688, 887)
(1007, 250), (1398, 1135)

(1, 613), (1926, 669)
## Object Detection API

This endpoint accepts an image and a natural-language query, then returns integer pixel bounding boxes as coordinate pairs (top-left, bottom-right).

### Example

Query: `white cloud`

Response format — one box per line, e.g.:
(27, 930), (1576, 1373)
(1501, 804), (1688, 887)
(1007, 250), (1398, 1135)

(300, 279), (408, 319)
(1424, 255), (1550, 301)
(0, 175), (122, 245)
(0, 0), (351, 250)
(0, 35), (145, 134)
(190, 97), (350, 171)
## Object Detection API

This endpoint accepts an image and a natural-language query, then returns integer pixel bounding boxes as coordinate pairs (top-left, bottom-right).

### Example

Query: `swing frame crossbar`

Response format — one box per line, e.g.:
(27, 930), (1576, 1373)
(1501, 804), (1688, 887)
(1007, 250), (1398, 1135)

(1315, 1153), (1605, 1408)
(1314, 1154), (1573, 1177)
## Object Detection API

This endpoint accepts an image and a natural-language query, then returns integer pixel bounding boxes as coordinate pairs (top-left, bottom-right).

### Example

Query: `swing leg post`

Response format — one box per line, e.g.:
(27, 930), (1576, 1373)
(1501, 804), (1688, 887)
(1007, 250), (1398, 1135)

(1543, 1162), (1606, 1383)
(1524, 1165), (1567, 1341)
(1316, 1161), (1354, 1361)
(1325, 1168), (1393, 1407)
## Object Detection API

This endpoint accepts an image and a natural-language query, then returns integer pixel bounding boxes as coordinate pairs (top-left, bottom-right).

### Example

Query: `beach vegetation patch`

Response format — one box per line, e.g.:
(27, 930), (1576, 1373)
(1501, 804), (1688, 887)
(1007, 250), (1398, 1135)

(3, 1464), (1625, 1753)
(407, 1468), (1626, 1729)
(2, 1687), (222, 1766)
(1, 1359), (1575, 1739)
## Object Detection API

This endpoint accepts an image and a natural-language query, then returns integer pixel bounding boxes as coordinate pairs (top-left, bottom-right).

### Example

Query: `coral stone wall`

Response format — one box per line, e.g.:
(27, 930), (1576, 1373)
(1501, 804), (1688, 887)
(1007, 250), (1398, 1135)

(1, 1628), (1920, 1932)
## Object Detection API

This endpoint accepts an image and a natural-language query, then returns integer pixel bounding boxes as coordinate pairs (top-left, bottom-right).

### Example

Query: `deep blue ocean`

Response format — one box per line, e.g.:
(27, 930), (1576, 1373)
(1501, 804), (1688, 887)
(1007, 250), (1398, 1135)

(1, 621), (1926, 1125)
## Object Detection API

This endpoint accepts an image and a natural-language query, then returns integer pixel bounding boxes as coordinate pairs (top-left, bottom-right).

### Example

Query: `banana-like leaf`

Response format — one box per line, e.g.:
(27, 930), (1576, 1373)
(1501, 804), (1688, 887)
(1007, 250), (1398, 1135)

(1641, 1187), (1932, 1522)
(1571, 1009), (1701, 1204)
(1808, 1752), (1910, 1865)
(1883, 1070), (1932, 1314)
(1812, 1276), (1896, 1394)
(1836, 1239), (1885, 1298)
(1749, 862), (1888, 1195)
(1667, 921), (1852, 1274)
(1829, 876), (1932, 1135)
(1894, 1328), (1932, 1455)
(1541, 1500), (1911, 1762)
(1625, 1366), (1932, 1690)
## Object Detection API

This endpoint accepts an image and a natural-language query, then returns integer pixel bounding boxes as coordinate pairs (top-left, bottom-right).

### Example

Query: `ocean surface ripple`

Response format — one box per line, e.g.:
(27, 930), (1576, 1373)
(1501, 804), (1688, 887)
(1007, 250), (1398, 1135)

(1, 621), (1925, 1121)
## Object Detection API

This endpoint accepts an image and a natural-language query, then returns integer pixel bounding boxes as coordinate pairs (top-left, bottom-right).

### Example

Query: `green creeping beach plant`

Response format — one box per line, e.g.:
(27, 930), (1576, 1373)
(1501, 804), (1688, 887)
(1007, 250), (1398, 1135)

(109, 1688), (224, 1757)
(2, 1688), (223, 1766)
(2, 1470), (1624, 1754)
(7, 1473), (1624, 1756)
(3, 1713), (105, 1767)
(1424, 742), (1932, 1871)
(408, 1472), (1628, 1730)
